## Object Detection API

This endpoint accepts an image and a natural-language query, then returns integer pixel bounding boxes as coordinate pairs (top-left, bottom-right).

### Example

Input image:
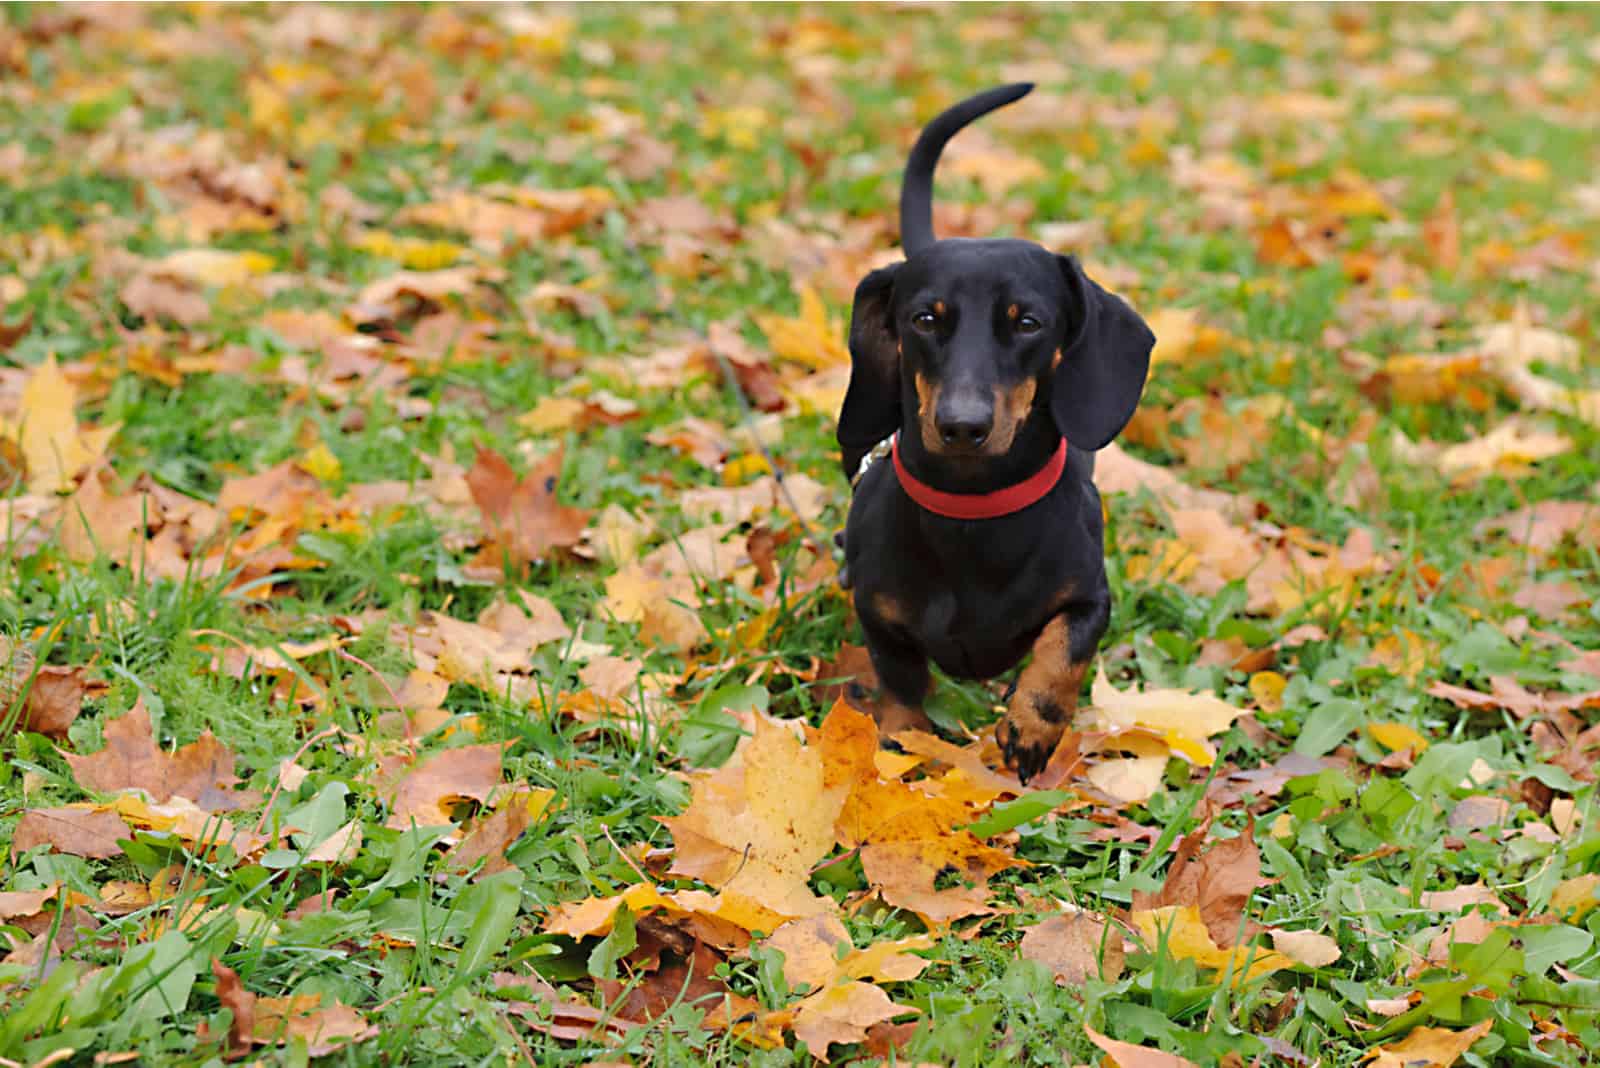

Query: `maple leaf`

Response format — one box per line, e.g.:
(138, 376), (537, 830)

(1020, 910), (1127, 984)
(1366, 1020), (1492, 1068)
(1133, 820), (1270, 949)
(2, 356), (119, 493)
(660, 716), (844, 930)
(791, 981), (914, 1063)
(63, 701), (256, 810)
(1, 637), (105, 739)
(382, 743), (504, 829)
(1081, 667), (1248, 766)
(12, 805), (129, 859)
(1132, 905), (1296, 983)
(1084, 1025), (1201, 1068)
(818, 702), (1021, 926)
(465, 446), (589, 568)
(752, 284), (850, 370)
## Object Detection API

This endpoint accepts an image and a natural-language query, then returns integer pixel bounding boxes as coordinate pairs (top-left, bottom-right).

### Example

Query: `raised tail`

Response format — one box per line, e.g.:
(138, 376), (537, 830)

(899, 82), (1034, 256)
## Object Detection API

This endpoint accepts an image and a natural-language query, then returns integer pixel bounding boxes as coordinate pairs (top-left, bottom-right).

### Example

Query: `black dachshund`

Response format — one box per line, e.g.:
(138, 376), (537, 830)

(838, 83), (1155, 783)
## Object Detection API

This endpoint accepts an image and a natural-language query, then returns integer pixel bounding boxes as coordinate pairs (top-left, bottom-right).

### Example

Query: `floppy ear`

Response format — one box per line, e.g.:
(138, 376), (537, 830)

(1049, 255), (1154, 451)
(838, 264), (902, 477)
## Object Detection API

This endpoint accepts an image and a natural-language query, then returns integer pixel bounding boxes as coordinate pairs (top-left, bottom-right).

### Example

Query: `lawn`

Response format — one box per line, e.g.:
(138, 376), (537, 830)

(3, 4), (1600, 1065)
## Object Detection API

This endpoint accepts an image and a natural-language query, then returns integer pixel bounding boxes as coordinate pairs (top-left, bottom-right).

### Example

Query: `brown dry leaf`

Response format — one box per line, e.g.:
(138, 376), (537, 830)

(1418, 882), (1506, 915)
(62, 700), (254, 810)
(1133, 822), (1268, 949)
(109, 794), (267, 856)
(447, 788), (555, 876)
(495, 972), (638, 1045)
(251, 995), (379, 1058)
(1020, 910), (1126, 984)
(660, 717), (844, 930)
(1548, 874), (1600, 919)
(579, 655), (643, 701)
(1, 637), (106, 739)
(12, 805), (128, 859)
(791, 981), (915, 1062)
(1366, 1020), (1492, 1068)
(466, 446), (589, 568)
(1084, 1024), (1201, 1068)
(212, 960), (256, 1057)
(384, 744), (504, 829)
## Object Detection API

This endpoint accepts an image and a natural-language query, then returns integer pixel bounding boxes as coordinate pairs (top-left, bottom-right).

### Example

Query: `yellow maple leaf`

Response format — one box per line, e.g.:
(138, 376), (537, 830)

(659, 717), (845, 929)
(753, 285), (850, 369)
(1084, 667), (1246, 766)
(1133, 904), (1295, 983)
(5, 357), (119, 493)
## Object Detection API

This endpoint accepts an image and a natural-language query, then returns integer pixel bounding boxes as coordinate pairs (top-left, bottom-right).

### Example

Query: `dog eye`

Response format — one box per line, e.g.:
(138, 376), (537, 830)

(912, 311), (938, 331)
(1017, 315), (1043, 334)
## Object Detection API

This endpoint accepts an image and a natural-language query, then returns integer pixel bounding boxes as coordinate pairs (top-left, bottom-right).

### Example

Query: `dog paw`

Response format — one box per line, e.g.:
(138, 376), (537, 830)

(877, 700), (934, 737)
(996, 695), (1068, 785)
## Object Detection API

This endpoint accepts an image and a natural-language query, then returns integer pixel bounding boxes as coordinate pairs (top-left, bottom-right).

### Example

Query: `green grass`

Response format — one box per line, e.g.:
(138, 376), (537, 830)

(3, 4), (1600, 1065)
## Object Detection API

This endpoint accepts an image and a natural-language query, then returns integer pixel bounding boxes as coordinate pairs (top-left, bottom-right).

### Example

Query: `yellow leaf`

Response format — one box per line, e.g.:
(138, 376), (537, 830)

(517, 396), (587, 434)
(9, 356), (119, 493)
(353, 231), (465, 270)
(1436, 419), (1571, 480)
(1366, 1019), (1492, 1068)
(1269, 928), (1341, 967)
(1367, 721), (1428, 754)
(1249, 671), (1287, 714)
(1146, 307), (1200, 366)
(300, 443), (342, 483)
(1132, 905), (1295, 983)
(660, 717), (846, 928)
(721, 452), (772, 485)
(156, 248), (275, 287)
(1085, 668), (1246, 767)
(753, 285), (850, 369)
(1488, 151), (1550, 184)
(1550, 873), (1600, 919)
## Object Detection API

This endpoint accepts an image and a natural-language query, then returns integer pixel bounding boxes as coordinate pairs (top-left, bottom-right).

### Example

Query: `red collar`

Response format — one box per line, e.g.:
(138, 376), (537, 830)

(891, 438), (1068, 520)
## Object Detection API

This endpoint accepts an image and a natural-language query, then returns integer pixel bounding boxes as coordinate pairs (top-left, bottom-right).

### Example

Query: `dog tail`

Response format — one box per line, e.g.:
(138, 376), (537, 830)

(900, 82), (1034, 256)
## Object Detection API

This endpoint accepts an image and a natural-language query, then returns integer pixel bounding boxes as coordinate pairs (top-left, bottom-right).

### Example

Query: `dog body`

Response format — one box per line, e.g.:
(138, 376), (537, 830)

(839, 85), (1154, 782)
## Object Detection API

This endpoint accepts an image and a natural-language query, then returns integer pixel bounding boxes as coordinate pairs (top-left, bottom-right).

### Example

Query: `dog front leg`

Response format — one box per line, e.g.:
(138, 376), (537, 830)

(997, 598), (1109, 783)
(858, 611), (933, 735)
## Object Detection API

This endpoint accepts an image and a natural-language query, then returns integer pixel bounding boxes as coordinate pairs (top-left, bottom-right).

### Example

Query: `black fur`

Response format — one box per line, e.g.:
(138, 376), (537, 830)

(839, 86), (1155, 783)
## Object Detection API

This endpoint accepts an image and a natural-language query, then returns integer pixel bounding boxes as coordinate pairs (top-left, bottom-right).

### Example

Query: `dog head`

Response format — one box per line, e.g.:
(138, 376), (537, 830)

(838, 84), (1154, 476)
(840, 240), (1153, 469)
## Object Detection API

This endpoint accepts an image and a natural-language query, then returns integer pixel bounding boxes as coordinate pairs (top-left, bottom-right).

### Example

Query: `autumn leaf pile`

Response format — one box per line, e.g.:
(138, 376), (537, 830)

(3, 6), (1600, 1066)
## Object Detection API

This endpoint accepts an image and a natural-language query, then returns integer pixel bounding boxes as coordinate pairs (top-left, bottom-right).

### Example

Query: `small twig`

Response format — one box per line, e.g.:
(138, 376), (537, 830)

(600, 822), (654, 886)
(253, 726), (340, 836)
(337, 647), (415, 751)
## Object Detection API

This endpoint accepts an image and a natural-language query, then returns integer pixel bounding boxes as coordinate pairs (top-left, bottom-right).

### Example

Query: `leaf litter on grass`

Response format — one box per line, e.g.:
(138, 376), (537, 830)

(3, 4), (1600, 1066)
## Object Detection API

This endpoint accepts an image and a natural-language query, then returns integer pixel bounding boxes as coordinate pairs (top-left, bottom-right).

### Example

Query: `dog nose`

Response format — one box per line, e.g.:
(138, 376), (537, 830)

(935, 402), (993, 449)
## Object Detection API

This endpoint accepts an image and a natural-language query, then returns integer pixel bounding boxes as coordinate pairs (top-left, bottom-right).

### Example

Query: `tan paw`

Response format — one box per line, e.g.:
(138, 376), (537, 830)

(996, 692), (1069, 785)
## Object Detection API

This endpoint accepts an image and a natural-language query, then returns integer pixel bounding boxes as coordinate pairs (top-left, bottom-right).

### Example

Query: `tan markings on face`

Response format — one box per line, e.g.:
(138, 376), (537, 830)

(1007, 303), (1020, 321)
(1051, 347), (1063, 371)
(932, 300), (946, 317)
(870, 592), (907, 628)
(983, 377), (1037, 454)
(914, 371), (943, 451)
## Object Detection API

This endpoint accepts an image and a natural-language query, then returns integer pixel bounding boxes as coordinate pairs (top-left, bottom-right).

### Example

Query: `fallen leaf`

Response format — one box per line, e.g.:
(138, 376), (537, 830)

(384, 744), (504, 829)
(1132, 905), (1295, 983)
(63, 701), (253, 810)
(1084, 1024), (1201, 1068)
(660, 716), (845, 930)
(791, 980), (913, 1063)
(1269, 928), (1341, 968)
(466, 446), (589, 568)
(1365, 1020), (1492, 1068)
(1020, 910), (1126, 984)
(4, 356), (119, 493)
(12, 805), (129, 859)
(1133, 822), (1268, 948)
(1083, 668), (1247, 766)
